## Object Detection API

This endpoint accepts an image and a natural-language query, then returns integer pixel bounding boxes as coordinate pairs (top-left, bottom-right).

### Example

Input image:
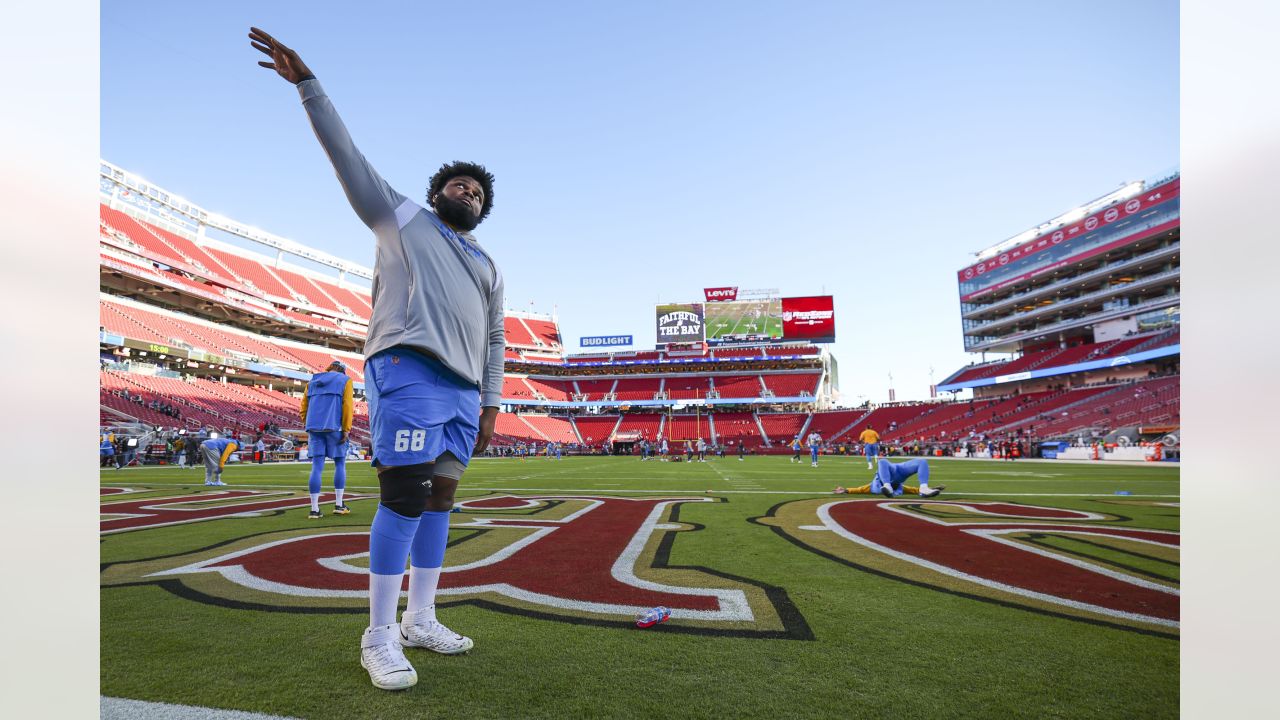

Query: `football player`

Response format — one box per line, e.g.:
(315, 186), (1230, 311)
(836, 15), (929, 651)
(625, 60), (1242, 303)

(835, 458), (944, 498)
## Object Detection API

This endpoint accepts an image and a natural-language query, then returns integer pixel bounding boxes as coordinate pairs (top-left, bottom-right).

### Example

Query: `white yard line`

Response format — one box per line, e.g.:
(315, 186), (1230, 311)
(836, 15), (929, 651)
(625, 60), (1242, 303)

(101, 697), (300, 720)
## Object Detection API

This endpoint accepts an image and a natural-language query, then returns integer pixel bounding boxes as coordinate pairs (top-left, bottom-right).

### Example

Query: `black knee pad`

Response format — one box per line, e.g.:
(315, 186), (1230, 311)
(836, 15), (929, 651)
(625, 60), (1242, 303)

(377, 462), (435, 518)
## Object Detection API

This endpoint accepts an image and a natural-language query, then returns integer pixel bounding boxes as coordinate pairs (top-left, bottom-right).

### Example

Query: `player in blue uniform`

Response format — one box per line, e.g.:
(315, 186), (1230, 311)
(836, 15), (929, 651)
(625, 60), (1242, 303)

(807, 431), (822, 467)
(300, 360), (355, 518)
(100, 435), (119, 469)
(834, 458), (945, 498)
(200, 436), (239, 486)
(253, 29), (505, 691)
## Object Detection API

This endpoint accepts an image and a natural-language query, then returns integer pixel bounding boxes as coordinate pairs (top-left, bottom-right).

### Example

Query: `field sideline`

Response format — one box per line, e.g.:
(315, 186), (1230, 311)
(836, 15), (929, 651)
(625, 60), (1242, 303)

(101, 456), (1179, 719)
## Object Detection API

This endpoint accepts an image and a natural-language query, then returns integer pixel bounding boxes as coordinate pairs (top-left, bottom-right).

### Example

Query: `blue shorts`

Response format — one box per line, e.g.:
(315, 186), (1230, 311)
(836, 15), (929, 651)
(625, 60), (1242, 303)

(308, 430), (347, 459)
(865, 443), (880, 458)
(365, 348), (480, 468)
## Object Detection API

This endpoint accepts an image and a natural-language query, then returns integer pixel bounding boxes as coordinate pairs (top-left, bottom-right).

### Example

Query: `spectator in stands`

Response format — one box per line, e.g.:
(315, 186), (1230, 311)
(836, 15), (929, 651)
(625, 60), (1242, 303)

(252, 26), (505, 690)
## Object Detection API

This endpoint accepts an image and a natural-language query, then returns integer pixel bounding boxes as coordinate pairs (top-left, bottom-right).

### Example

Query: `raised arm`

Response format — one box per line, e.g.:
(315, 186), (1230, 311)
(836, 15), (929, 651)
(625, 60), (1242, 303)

(249, 27), (405, 229)
(475, 273), (506, 453)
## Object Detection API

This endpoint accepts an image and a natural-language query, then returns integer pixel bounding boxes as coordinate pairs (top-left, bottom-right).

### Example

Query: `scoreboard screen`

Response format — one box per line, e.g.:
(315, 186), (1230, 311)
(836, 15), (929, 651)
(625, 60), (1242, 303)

(704, 299), (782, 342)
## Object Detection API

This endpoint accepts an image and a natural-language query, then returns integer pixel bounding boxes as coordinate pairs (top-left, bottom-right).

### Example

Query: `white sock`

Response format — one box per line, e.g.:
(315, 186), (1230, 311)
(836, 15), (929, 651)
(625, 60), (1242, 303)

(369, 572), (404, 628)
(335, 488), (345, 506)
(310, 493), (320, 512)
(919, 483), (931, 492)
(406, 566), (442, 618)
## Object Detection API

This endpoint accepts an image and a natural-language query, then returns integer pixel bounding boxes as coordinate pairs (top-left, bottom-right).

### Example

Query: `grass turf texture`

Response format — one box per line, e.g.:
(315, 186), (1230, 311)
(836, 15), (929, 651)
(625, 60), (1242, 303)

(101, 456), (1178, 719)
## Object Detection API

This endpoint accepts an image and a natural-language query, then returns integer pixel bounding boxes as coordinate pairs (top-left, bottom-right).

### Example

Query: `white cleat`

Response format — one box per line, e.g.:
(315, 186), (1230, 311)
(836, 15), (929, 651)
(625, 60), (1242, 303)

(920, 486), (945, 499)
(360, 624), (418, 691)
(400, 606), (474, 655)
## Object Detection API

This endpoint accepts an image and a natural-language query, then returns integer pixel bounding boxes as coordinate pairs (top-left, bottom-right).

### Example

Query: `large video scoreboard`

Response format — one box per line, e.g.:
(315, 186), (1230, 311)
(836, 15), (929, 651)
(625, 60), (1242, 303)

(656, 289), (835, 345)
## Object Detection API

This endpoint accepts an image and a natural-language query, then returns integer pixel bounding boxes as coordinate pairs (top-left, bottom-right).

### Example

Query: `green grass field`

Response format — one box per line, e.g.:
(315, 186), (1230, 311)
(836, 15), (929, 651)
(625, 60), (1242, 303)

(101, 456), (1179, 719)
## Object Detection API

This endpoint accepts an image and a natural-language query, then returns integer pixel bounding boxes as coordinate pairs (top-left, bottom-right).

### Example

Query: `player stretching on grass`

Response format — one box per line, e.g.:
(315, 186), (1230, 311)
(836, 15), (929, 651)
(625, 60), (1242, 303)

(300, 360), (354, 519)
(251, 27), (504, 691)
(200, 436), (238, 486)
(835, 458), (945, 498)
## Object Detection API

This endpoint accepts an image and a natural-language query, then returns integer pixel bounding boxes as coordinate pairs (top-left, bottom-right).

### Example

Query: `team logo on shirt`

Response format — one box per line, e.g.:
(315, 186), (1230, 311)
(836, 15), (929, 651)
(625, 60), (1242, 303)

(101, 493), (812, 639)
(752, 498), (1178, 636)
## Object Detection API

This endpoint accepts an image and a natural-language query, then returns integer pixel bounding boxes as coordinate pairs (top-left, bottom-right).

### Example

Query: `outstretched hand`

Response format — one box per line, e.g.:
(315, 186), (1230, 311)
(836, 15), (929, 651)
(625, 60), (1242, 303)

(249, 27), (312, 84)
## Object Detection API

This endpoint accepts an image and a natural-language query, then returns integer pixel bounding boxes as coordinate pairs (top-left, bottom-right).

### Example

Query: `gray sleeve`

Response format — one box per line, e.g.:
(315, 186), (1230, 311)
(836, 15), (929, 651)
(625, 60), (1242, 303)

(481, 269), (506, 408)
(297, 79), (406, 229)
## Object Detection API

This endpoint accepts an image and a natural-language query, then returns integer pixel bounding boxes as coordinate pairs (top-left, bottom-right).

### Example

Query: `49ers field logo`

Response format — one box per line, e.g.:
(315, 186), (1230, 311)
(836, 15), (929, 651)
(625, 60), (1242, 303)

(102, 494), (812, 639)
(753, 499), (1178, 637)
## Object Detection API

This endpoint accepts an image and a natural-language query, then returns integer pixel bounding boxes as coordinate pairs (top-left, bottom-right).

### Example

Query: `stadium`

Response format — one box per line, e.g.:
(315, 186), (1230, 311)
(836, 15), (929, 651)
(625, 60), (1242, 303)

(99, 157), (1180, 719)
(98, 160), (1179, 466)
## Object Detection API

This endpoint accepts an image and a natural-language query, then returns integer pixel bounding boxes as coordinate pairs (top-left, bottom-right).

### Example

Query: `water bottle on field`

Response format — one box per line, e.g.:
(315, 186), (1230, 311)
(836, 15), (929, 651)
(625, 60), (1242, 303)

(635, 606), (672, 628)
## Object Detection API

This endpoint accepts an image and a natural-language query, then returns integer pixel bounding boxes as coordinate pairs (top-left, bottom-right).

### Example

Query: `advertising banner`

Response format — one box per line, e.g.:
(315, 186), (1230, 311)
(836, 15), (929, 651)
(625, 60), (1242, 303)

(655, 303), (705, 344)
(703, 287), (739, 302)
(957, 179), (1180, 302)
(580, 335), (633, 348)
(781, 295), (836, 342)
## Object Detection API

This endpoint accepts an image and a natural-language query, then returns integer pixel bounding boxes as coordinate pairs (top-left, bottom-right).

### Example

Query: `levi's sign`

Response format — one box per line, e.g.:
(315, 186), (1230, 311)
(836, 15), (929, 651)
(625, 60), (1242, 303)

(704, 287), (739, 302)
(580, 335), (633, 348)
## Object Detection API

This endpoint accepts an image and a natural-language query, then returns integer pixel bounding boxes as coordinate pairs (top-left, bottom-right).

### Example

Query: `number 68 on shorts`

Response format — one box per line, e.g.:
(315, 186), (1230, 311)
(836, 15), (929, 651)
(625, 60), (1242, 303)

(394, 429), (427, 452)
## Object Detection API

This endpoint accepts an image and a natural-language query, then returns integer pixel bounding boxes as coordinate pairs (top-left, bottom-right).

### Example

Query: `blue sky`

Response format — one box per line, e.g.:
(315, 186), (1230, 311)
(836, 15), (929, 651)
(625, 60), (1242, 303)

(100, 0), (1178, 403)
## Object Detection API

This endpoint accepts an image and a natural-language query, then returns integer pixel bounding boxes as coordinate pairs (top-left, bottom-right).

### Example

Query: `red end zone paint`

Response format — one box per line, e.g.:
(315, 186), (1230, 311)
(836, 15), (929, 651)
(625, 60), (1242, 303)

(154, 496), (766, 622)
(196, 497), (721, 611)
(101, 490), (352, 533)
(823, 501), (1178, 625)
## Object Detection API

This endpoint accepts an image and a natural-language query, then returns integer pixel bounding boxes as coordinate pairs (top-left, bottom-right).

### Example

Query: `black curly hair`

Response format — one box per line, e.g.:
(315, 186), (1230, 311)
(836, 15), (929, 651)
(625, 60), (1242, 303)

(427, 161), (495, 222)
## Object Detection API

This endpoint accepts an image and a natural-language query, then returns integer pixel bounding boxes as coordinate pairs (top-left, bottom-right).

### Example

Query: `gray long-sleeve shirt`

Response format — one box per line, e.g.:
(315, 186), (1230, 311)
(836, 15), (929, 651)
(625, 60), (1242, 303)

(297, 79), (505, 407)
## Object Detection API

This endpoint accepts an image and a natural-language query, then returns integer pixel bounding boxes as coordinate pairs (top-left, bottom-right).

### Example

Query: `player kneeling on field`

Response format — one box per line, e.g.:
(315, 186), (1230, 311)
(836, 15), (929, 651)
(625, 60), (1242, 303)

(834, 458), (944, 499)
